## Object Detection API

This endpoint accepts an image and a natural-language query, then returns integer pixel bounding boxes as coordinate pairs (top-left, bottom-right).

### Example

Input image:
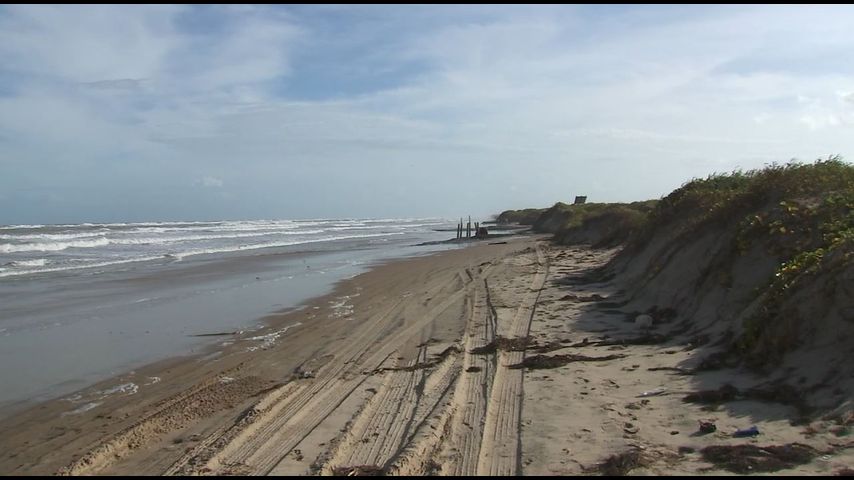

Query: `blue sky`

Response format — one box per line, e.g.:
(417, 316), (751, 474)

(1, 5), (853, 224)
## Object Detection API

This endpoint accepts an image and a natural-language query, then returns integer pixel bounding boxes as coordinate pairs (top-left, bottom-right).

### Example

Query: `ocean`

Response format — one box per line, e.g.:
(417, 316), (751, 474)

(0, 217), (460, 415)
(0, 218), (452, 278)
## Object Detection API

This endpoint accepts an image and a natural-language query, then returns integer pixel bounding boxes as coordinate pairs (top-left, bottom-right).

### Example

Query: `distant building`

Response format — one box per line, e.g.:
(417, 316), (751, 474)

(574, 196), (587, 205)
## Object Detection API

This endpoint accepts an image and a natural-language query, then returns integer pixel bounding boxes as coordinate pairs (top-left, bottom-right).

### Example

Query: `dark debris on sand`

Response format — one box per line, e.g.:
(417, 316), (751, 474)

(701, 443), (817, 474)
(331, 465), (385, 476)
(470, 336), (533, 354)
(683, 383), (810, 414)
(508, 353), (625, 370)
(596, 448), (648, 476)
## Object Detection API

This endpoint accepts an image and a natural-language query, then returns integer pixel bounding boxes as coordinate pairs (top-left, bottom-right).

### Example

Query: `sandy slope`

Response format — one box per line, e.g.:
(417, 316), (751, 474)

(520, 246), (854, 476)
(1, 237), (852, 476)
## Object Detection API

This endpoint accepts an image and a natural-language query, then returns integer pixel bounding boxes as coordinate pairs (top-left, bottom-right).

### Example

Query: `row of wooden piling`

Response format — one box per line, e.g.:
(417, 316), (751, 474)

(456, 216), (480, 239)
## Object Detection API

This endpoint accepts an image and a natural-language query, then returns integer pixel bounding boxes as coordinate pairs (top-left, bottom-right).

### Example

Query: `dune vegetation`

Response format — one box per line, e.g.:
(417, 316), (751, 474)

(499, 157), (854, 372)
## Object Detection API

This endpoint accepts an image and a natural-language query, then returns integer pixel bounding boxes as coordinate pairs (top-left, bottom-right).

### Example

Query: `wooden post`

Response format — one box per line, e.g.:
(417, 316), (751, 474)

(467, 216), (471, 238)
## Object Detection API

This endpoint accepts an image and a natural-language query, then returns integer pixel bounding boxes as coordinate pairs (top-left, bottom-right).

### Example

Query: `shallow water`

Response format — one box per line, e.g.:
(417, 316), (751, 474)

(0, 218), (462, 414)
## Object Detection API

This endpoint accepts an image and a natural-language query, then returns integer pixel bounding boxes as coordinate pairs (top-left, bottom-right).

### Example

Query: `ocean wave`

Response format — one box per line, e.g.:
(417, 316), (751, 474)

(0, 231), (110, 241)
(0, 232), (406, 278)
(55, 221), (222, 229)
(5, 259), (48, 268)
(0, 255), (168, 278)
(108, 229), (326, 246)
(0, 218), (439, 233)
(131, 221), (305, 234)
(327, 225), (387, 231)
(0, 224), (46, 230)
(0, 229), (332, 253)
(362, 217), (445, 224)
(0, 237), (110, 253)
(169, 232), (406, 260)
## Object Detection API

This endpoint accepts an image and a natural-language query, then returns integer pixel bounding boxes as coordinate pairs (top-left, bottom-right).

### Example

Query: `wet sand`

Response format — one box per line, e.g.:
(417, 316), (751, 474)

(1, 237), (851, 475)
(0, 237), (460, 415)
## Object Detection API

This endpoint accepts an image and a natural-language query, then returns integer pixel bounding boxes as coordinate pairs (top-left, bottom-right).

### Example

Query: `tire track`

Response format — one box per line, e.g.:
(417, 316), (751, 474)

(331, 352), (425, 469)
(438, 277), (496, 476)
(476, 246), (547, 476)
(57, 366), (268, 476)
(327, 344), (461, 472)
(168, 268), (481, 475)
(164, 293), (407, 475)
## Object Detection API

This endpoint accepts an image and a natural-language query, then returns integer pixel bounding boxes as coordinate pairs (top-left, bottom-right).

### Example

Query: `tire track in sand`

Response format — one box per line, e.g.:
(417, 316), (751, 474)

(57, 366), (270, 476)
(435, 276), (496, 476)
(326, 344), (460, 473)
(476, 245), (547, 476)
(170, 268), (481, 475)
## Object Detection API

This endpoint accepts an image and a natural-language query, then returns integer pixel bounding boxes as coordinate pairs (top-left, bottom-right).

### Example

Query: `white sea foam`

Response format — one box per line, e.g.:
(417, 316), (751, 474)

(246, 322), (302, 351)
(0, 237), (110, 253)
(328, 294), (358, 319)
(63, 393), (83, 403)
(0, 218), (444, 279)
(0, 224), (46, 230)
(61, 401), (102, 416)
(327, 225), (388, 231)
(0, 255), (167, 278)
(97, 382), (138, 397)
(0, 231), (108, 241)
(170, 232), (405, 261)
(0, 228), (324, 250)
(108, 232), (284, 246)
(0, 232), (399, 278)
(6, 259), (47, 267)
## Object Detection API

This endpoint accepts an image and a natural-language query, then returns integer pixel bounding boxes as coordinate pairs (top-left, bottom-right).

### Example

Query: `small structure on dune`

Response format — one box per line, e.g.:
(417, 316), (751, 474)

(574, 195), (587, 205)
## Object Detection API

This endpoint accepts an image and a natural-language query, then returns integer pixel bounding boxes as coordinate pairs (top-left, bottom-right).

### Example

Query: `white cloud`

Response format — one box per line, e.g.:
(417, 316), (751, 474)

(0, 5), (183, 82)
(800, 114), (842, 131)
(2, 5), (854, 223)
(199, 176), (224, 188)
(753, 113), (771, 124)
(171, 7), (303, 91)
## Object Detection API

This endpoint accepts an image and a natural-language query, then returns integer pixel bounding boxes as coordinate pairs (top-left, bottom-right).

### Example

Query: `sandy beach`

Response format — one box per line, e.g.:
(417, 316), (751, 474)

(5, 4), (854, 477)
(0, 235), (852, 476)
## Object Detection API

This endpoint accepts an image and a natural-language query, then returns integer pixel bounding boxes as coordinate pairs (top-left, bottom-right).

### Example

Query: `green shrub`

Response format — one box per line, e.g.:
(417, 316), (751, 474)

(495, 208), (547, 225)
(622, 156), (854, 367)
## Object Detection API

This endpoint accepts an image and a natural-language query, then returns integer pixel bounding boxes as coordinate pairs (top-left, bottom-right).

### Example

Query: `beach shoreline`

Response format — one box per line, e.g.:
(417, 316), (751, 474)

(0, 235), (542, 475)
(1, 234), (851, 476)
(0, 229), (467, 416)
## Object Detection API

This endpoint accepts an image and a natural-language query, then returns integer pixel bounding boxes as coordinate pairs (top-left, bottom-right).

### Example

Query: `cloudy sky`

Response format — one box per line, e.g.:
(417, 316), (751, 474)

(1, 5), (853, 224)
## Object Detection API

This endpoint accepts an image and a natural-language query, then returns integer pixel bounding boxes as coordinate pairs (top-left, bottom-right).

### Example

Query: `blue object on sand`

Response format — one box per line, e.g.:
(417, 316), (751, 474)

(733, 425), (760, 437)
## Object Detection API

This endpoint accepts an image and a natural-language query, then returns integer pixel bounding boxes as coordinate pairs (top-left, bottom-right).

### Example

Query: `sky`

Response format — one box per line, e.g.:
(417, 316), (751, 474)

(1, 5), (853, 224)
